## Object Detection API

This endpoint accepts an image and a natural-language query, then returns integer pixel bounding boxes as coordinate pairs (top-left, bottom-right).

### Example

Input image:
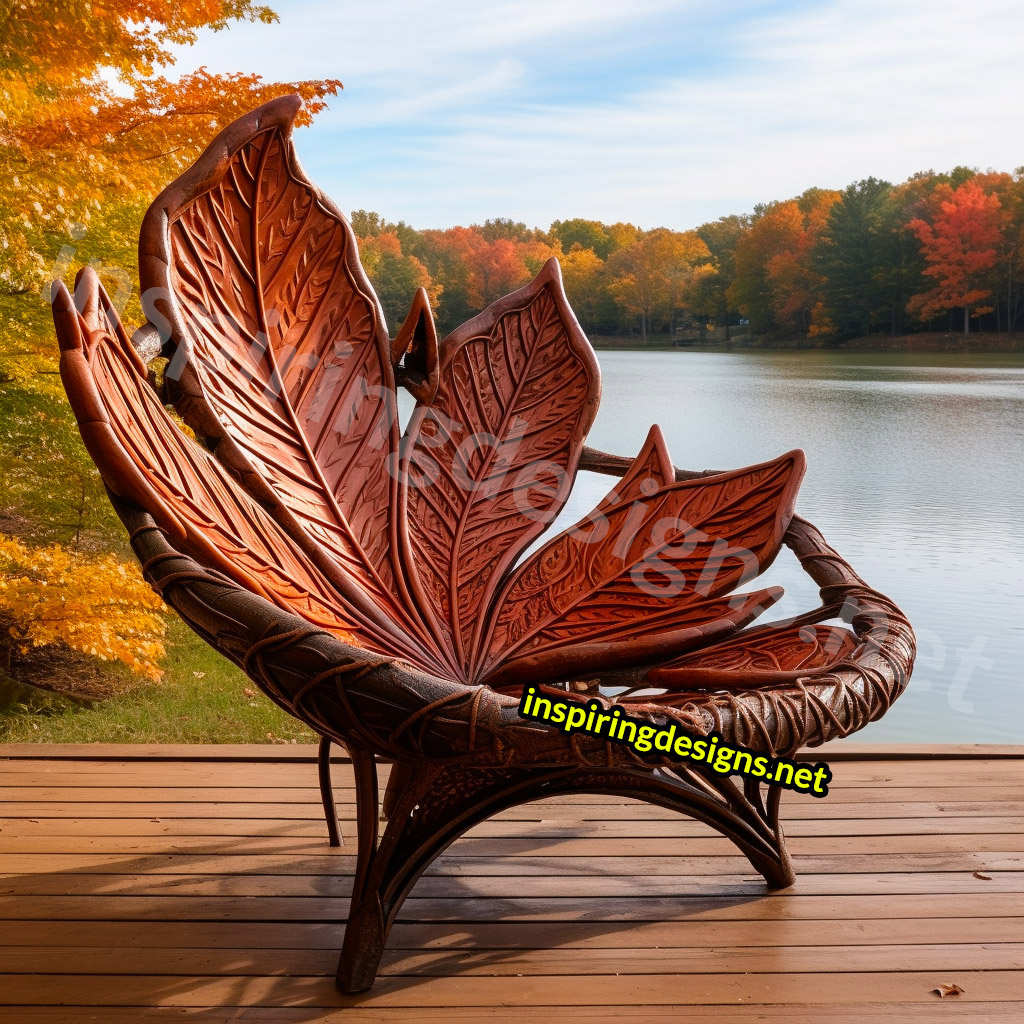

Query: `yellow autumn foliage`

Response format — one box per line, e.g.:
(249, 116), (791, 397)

(0, 533), (167, 681)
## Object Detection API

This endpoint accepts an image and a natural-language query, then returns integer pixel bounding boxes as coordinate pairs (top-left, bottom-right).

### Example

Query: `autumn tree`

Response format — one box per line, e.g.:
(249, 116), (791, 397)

(0, 2), (343, 693)
(356, 231), (440, 332)
(476, 238), (532, 305)
(1, 0), (340, 301)
(728, 202), (797, 334)
(728, 189), (839, 336)
(907, 179), (1003, 334)
(559, 245), (607, 333)
(973, 171), (1024, 332)
(0, 534), (166, 681)
(690, 214), (749, 334)
(410, 227), (538, 332)
(606, 229), (712, 340)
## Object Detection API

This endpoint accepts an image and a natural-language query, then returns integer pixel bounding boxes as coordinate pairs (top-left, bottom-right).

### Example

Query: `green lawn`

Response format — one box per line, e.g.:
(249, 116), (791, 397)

(0, 616), (315, 744)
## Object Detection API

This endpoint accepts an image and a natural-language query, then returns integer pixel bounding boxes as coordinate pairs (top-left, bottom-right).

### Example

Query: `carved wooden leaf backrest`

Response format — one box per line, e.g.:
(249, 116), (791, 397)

(398, 261), (601, 679)
(53, 269), (431, 669)
(96, 94), (828, 695)
(138, 98), (433, 653)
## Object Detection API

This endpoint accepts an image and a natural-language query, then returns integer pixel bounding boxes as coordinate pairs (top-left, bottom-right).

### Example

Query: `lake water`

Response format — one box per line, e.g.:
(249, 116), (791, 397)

(553, 349), (1024, 744)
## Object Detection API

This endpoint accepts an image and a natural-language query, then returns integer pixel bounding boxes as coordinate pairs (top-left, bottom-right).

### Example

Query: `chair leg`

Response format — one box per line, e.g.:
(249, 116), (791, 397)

(755, 783), (795, 889)
(317, 735), (342, 847)
(336, 761), (523, 993)
(381, 761), (413, 820)
(643, 767), (795, 890)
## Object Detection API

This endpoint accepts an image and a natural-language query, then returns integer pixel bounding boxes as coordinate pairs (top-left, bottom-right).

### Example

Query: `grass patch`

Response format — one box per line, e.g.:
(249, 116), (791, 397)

(0, 615), (316, 744)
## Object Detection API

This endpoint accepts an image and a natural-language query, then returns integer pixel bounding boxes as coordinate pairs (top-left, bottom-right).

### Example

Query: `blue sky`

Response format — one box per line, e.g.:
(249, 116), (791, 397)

(175, 0), (1024, 231)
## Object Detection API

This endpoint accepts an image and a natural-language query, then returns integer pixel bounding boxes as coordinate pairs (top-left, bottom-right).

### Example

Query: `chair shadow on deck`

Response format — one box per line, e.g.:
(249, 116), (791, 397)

(2, 792), (782, 1012)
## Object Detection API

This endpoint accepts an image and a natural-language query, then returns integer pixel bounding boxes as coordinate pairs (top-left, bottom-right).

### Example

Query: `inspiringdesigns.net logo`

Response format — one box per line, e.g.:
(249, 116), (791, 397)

(517, 687), (832, 797)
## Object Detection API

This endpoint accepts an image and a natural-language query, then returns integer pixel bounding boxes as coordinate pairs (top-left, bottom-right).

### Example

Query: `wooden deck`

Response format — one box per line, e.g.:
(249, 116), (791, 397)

(1, 744), (1022, 1022)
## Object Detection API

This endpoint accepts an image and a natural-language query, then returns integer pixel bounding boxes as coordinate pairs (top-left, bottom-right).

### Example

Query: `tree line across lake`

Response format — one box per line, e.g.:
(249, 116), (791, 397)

(352, 169), (1024, 344)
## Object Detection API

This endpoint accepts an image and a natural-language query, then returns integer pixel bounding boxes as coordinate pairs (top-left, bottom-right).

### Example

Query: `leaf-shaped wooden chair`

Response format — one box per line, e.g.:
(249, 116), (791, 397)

(52, 97), (915, 994)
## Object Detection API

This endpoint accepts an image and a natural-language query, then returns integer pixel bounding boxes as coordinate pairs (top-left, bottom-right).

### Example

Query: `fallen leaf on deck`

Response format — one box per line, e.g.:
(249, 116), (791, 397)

(933, 983), (964, 998)
(972, 870), (992, 880)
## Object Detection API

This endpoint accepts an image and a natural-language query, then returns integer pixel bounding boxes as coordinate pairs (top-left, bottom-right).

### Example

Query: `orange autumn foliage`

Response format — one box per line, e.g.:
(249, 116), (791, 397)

(0, 533), (167, 680)
(728, 189), (840, 334)
(606, 228), (712, 339)
(1, 0), (340, 291)
(907, 180), (1004, 329)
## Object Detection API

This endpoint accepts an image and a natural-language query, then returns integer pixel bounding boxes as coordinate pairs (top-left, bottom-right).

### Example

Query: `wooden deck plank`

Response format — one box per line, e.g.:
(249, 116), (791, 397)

(3, 941), (1023, 975)
(6, 1007), (1024, 1024)
(5, 784), (1014, 805)
(2, 742), (1022, 760)
(3, 836), (1023, 862)
(0, 835), (1019, 860)
(3, 817), (1019, 842)
(4, 917), (1024, 949)
(1, 823), (1021, 858)
(1, 970), (1022, 1006)
(0, 748), (1020, 1018)
(3, 851), (1021, 876)
(3, 800), (1020, 820)
(3, 758), (1021, 784)
(2, 870), (1022, 898)
(2, 893), (1022, 923)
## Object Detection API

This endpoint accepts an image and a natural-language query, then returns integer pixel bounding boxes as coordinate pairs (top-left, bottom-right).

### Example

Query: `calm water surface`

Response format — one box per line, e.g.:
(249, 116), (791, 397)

(553, 349), (1024, 744)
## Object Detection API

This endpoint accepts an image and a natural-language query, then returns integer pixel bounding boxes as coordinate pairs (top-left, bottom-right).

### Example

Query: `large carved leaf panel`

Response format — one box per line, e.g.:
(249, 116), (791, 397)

(477, 431), (805, 685)
(139, 97), (405, 624)
(399, 259), (601, 679)
(54, 270), (433, 670)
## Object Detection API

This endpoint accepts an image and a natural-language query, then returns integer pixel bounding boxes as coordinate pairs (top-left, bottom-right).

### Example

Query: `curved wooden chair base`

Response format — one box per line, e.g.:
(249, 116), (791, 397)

(332, 743), (795, 994)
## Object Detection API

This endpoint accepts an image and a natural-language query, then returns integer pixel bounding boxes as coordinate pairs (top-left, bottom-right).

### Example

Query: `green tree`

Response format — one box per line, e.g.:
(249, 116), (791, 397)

(815, 178), (896, 339)
(479, 218), (531, 243)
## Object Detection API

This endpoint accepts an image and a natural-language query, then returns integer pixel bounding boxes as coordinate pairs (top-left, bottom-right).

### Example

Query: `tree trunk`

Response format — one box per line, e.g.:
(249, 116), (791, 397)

(1010, 253), (1015, 334)
(964, 305), (970, 336)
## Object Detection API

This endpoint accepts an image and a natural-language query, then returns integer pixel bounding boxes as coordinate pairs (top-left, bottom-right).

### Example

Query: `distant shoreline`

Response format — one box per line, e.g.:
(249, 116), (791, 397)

(589, 332), (1024, 354)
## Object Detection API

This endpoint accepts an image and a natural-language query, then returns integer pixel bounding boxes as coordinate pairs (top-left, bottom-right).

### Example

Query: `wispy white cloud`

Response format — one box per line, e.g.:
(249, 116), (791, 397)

(174, 0), (1024, 229)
